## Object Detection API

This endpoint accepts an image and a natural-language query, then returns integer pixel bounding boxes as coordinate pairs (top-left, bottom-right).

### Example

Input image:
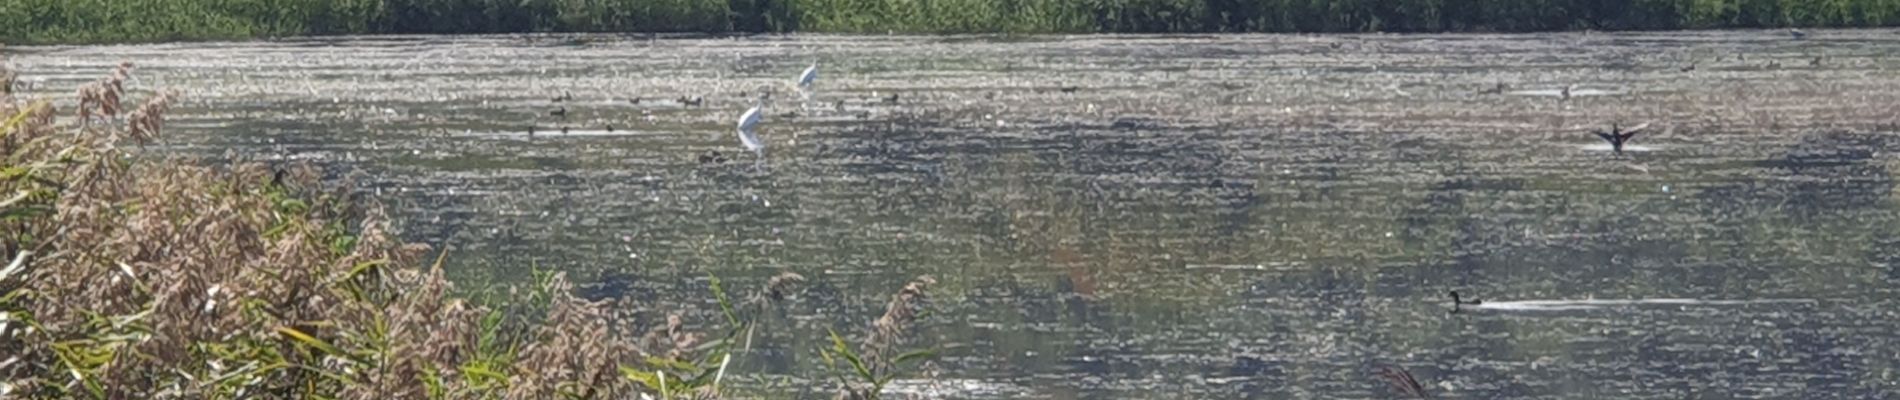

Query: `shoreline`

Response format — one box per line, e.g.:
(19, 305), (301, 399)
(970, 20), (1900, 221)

(7, 0), (1900, 45)
(3, 26), (1890, 49)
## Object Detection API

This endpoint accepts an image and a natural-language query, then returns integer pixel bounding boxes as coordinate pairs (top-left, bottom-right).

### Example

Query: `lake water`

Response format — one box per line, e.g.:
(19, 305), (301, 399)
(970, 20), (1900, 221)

(8, 29), (1900, 398)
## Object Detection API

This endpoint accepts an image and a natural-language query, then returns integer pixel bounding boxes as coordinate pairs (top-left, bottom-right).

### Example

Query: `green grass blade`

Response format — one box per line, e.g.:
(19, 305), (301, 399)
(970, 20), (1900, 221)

(827, 329), (874, 382)
(275, 326), (357, 365)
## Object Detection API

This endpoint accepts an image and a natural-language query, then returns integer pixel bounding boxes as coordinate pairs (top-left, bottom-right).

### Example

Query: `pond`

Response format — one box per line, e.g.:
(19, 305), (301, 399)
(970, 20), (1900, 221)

(8, 29), (1900, 398)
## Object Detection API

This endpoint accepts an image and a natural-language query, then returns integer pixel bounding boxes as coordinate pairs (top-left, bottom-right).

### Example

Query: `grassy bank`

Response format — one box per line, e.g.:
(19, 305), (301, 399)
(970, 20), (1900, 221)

(0, 58), (938, 398)
(4, 0), (1900, 43)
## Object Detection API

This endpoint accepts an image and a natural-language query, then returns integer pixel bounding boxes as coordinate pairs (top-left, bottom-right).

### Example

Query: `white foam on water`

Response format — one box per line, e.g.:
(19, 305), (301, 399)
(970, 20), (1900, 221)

(1577, 143), (1660, 152)
(1509, 88), (1625, 97)
(1472, 298), (1816, 311)
(1185, 262), (1306, 271)
(459, 129), (661, 139)
(883, 378), (1034, 398)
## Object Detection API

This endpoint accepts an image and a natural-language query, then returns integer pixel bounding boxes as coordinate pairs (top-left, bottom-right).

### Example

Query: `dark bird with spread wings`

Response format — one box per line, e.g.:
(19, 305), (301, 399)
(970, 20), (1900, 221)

(1593, 122), (1650, 153)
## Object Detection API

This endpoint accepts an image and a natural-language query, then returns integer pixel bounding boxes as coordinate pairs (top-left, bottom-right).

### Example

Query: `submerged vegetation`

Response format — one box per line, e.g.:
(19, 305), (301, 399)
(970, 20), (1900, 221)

(0, 55), (940, 398)
(6, 0), (1900, 43)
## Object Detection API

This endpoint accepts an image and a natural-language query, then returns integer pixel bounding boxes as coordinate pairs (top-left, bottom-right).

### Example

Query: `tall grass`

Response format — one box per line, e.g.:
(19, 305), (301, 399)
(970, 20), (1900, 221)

(6, 0), (1900, 43)
(0, 55), (939, 398)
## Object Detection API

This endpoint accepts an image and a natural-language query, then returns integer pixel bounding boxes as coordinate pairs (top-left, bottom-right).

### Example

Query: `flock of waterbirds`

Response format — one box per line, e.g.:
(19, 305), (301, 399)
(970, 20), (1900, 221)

(1367, 27), (1829, 399)
(513, 29), (1845, 166)
(467, 28), (1844, 398)
(528, 61), (832, 164)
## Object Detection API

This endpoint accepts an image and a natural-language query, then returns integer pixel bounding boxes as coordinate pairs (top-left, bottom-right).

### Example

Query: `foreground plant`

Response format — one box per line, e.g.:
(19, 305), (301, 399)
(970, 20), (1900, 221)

(0, 59), (674, 400)
(820, 277), (940, 400)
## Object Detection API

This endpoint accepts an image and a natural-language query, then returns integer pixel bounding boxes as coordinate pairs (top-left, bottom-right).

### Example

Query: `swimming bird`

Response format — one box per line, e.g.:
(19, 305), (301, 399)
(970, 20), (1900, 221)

(606, 125), (615, 133)
(1560, 84), (1575, 101)
(629, 97), (642, 105)
(698, 150), (728, 165)
(883, 92), (900, 104)
(1059, 86), (1079, 94)
(1679, 63), (1696, 72)
(560, 126), (569, 135)
(549, 106), (568, 118)
(1449, 290), (1482, 313)
(736, 96), (766, 156)
(1592, 122), (1650, 153)
(796, 63), (818, 96)
(1477, 82), (1507, 95)
(679, 96), (704, 107)
(1790, 28), (1807, 40)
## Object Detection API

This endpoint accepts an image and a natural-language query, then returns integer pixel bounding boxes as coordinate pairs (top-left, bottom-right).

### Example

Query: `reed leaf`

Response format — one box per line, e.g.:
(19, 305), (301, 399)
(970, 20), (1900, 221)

(275, 326), (360, 365)
(827, 328), (875, 382)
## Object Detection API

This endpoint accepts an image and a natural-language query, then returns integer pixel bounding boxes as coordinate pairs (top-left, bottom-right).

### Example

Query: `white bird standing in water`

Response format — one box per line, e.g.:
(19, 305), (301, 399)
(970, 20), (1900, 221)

(796, 63), (819, 100)
(736, 96), (766, 157)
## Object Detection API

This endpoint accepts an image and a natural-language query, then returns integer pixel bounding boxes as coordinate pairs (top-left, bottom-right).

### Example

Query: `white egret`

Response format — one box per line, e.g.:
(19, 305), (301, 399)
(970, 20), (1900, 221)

(796, 63), (818, 98)
(736, 97), (766, 156)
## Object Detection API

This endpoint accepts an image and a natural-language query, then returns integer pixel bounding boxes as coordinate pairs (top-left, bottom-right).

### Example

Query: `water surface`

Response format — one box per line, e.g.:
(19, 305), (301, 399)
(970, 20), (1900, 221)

(9, 30), (1900, 399)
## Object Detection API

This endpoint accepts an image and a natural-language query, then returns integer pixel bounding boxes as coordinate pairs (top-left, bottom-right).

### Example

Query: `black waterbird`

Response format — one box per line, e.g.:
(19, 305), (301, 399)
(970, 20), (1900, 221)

(1593, 122), (1650, 153)
(1449, 290), (1482, 313)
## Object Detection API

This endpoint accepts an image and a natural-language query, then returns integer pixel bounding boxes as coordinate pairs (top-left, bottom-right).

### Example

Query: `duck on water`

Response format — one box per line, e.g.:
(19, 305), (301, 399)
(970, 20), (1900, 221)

(1449, 290), (1481, 313)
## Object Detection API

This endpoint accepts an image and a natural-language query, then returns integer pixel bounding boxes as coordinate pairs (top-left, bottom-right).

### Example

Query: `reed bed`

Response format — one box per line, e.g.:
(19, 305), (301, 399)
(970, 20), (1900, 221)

(0, 56), (940, 398)
(7, 0), (1900, 43)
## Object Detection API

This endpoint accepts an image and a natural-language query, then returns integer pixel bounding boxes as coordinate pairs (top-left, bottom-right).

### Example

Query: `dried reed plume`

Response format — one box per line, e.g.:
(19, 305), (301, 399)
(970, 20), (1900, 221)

(0, 60), (14, 98)
(127, 89), (179, 144)
(831, 276), (937, 400)
(864, 276), (934, 364)
(506, 273), (645, 399)
(1373, 364), (1431, 398)
(74, 62), (134, 124)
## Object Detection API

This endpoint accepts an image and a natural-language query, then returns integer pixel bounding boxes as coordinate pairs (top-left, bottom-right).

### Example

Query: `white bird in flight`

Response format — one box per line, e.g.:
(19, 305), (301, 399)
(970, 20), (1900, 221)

(736, 97), (765, 156)
(796, 63), (818, 99)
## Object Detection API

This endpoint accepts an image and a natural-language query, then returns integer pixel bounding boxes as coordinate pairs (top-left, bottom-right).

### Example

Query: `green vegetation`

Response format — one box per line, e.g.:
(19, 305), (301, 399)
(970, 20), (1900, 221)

(5, 0), (1900, 43)
(0, 59), (940, 399)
